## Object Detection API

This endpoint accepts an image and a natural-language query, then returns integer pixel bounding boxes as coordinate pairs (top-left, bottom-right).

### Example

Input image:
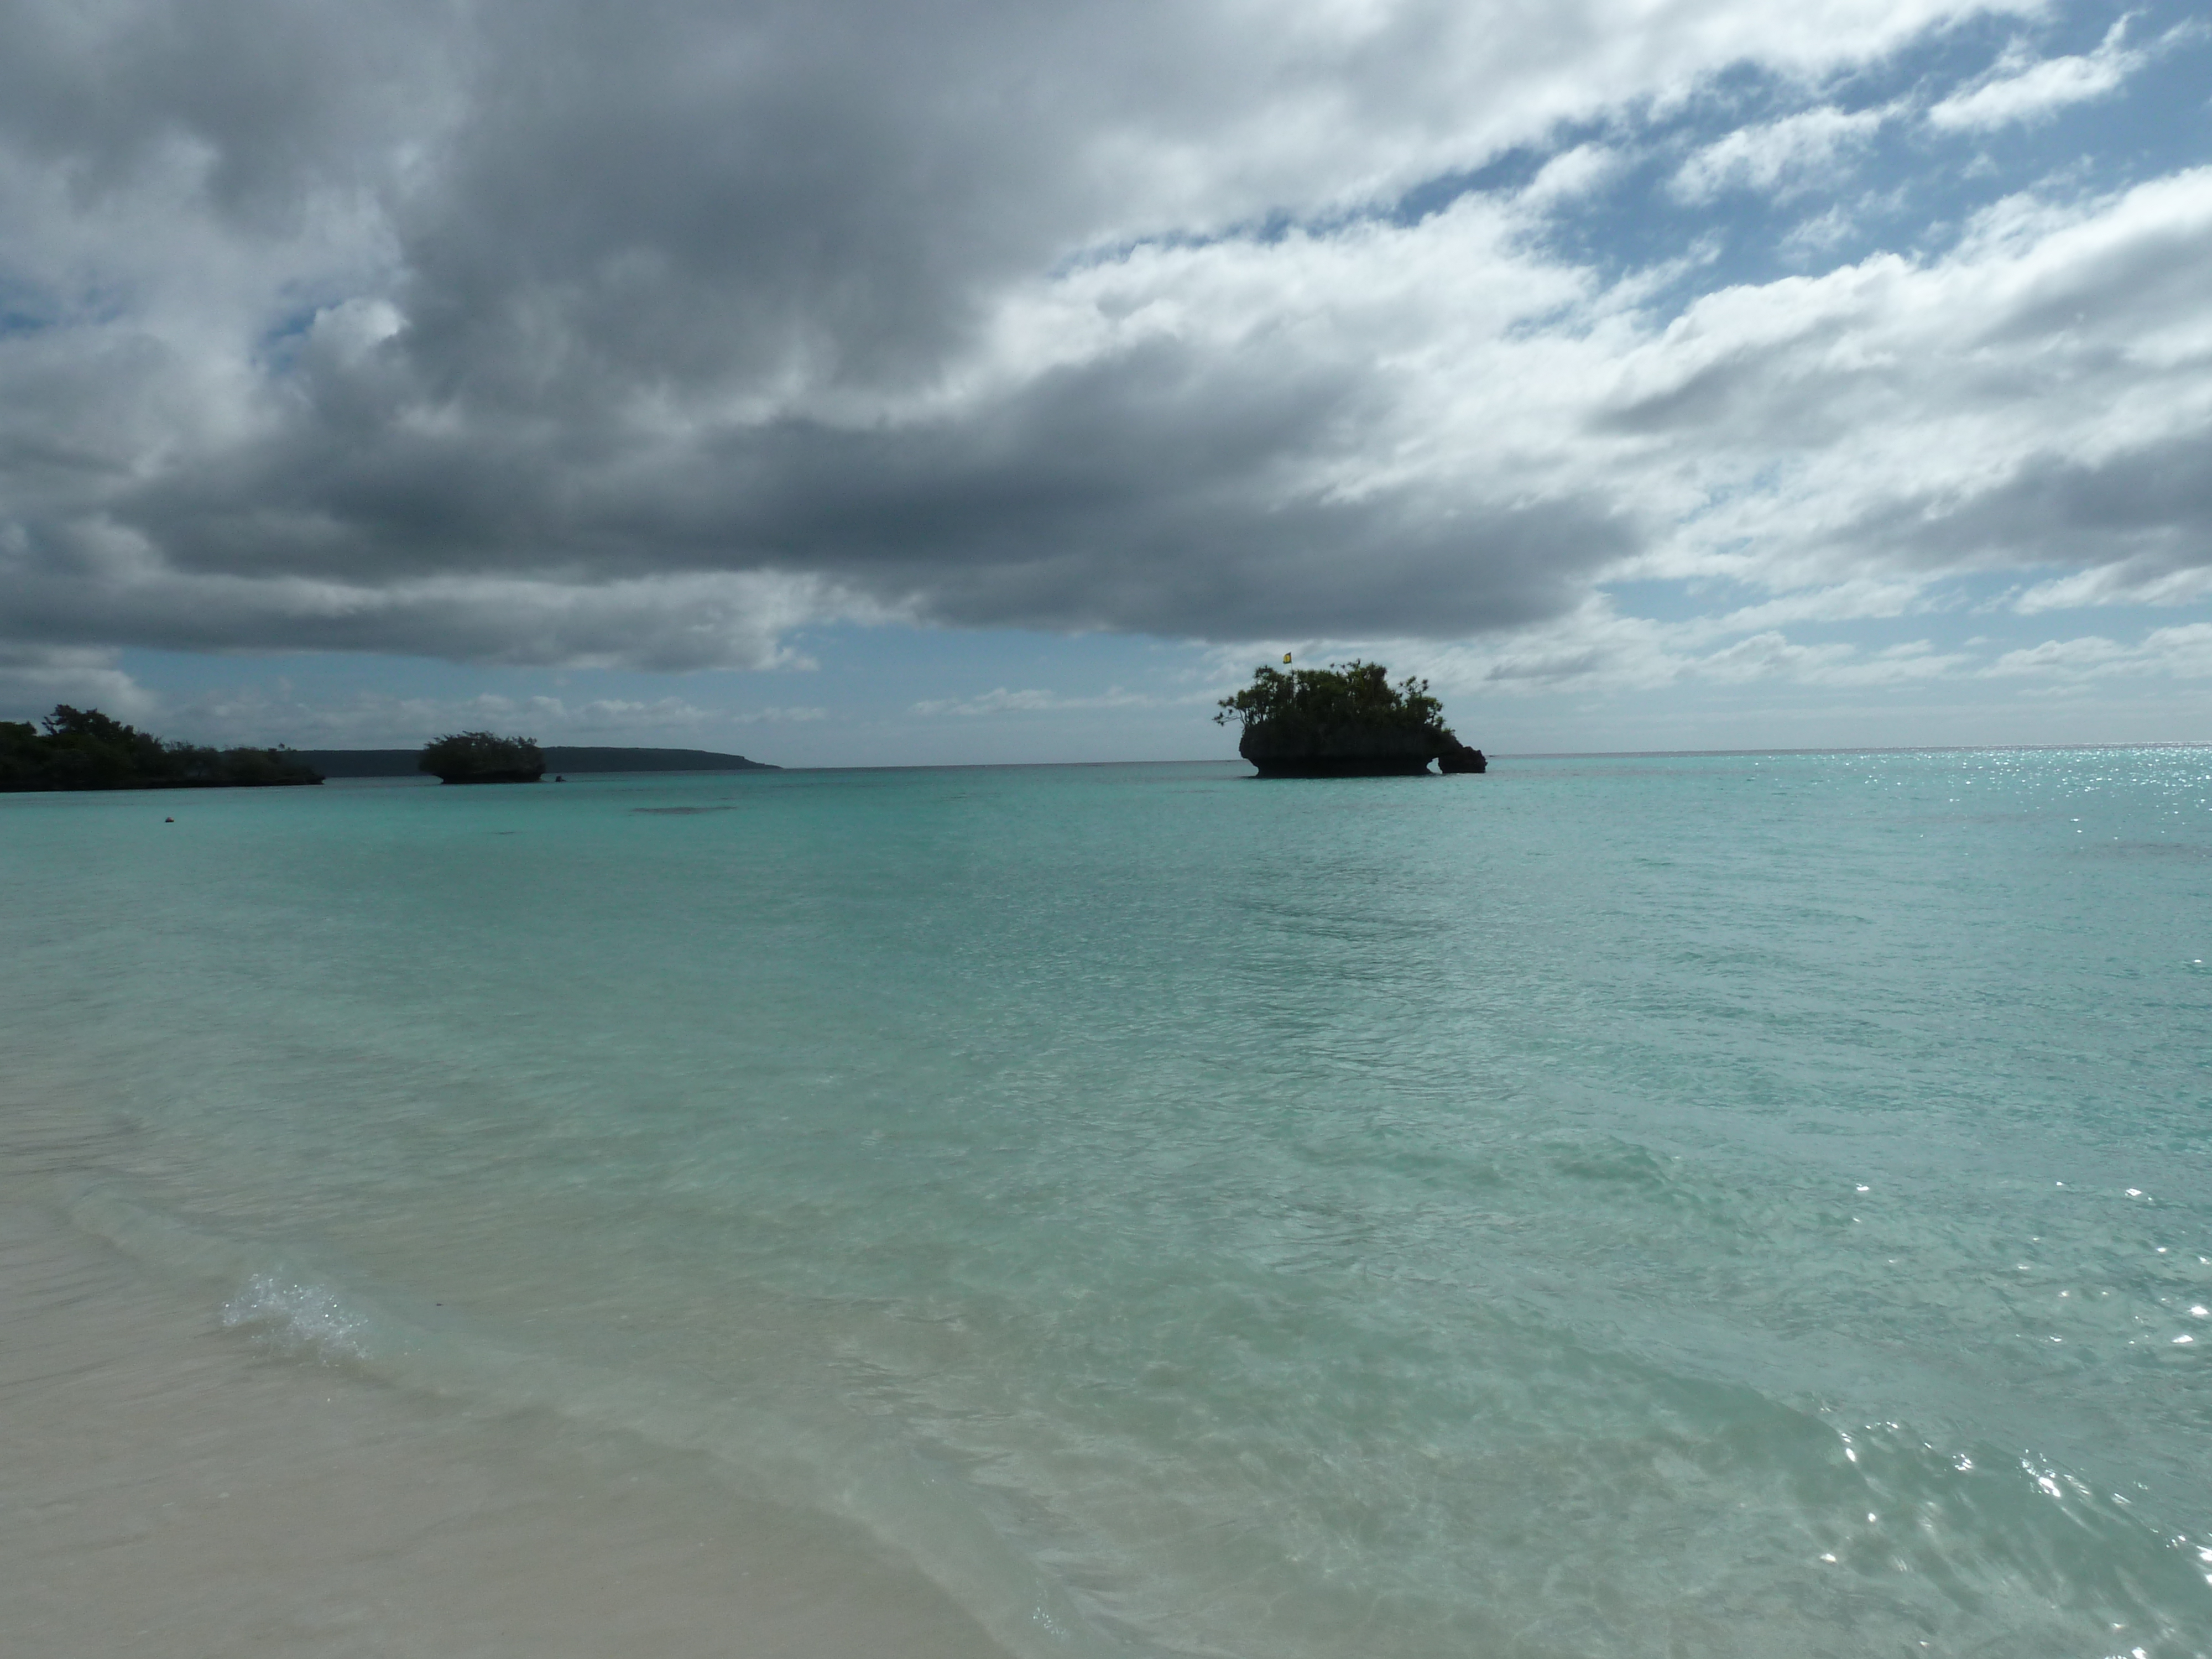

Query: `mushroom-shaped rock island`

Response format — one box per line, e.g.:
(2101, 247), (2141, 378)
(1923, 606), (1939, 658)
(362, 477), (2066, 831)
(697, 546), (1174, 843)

(419, 731), (546, 784)
(1216, 661), (1485, 778)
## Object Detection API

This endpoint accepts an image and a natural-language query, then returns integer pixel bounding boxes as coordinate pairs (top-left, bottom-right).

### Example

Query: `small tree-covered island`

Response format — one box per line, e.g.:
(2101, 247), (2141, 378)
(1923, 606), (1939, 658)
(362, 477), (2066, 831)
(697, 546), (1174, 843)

(1217, 661), (1486, 778)
(419, 731), (546, 784)
(0, 706), (324, 791)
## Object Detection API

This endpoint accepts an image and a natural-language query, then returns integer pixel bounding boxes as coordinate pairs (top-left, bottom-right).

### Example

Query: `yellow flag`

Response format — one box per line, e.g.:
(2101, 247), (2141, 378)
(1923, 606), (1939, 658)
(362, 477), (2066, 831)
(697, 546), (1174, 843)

(1282, 653), (1293, 664)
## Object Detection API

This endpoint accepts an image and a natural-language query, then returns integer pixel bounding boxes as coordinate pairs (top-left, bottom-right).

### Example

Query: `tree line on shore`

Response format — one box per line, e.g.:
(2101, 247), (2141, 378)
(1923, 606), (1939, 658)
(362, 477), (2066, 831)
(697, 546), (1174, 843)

(0, 707), (559, 791)
(1, 706), (324, 791)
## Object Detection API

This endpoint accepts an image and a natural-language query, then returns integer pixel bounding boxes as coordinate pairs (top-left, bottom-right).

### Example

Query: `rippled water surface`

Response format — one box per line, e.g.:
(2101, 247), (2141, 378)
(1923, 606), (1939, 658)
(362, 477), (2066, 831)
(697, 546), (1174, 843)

(4, 751), (2210, 1658)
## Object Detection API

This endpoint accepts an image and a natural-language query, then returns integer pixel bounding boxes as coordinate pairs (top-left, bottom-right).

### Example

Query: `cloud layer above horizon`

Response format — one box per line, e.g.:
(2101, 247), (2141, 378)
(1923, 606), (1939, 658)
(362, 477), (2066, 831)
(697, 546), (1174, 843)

(3, 0), (2210, 721)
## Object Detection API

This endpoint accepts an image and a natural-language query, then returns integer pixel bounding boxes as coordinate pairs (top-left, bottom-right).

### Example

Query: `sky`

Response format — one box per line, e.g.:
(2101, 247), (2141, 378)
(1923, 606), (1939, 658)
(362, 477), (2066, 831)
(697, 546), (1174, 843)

(3, 0), (2211, 765)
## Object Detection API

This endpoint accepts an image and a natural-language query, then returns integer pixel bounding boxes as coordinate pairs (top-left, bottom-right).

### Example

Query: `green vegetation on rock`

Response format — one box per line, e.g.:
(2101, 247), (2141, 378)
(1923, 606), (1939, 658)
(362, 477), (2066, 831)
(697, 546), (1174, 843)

(0, 706), (324, 791)
(418, 731), (546, 784)
(1217, 660), (1446, 740)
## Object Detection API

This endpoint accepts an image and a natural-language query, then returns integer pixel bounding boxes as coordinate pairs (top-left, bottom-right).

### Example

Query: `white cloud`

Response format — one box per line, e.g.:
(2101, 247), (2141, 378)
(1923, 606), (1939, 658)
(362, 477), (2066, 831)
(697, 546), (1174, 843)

(1520, 143), (1626, 208)
(1779, 203), (1860, 262)
(1093, 159), (2212, 617)
(2015, 562), (2212, 612)
(1985, 623), (2212, 680)
(1692, 580), (1937, 640)
(1670, 105), (1889, 202)
(1928, 18), (2147, 132)
(1584, 166), (2212, 588)
(1406, 611), (2212, 705)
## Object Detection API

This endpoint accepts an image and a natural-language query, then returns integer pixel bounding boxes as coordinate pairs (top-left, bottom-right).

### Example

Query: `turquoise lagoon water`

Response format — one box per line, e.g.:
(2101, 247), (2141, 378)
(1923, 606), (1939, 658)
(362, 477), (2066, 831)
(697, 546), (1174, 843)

(3, 750), (2210, 1657)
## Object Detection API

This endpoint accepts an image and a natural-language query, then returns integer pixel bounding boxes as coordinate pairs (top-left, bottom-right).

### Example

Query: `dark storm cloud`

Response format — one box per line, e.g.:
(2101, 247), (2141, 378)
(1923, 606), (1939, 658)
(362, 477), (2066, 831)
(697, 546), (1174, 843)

(0, 0), (450, 211)
(1846, 425), (2212, 614)
(1874, 428), (2212, 566)
(3, 0), (1671, 662)
(95, 328), (1629, 640)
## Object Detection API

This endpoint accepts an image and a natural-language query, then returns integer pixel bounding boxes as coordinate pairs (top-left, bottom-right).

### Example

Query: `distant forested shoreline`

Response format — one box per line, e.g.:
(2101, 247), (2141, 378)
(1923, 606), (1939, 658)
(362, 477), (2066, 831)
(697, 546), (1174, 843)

(1, 707), (323, 791)
(0, 710), (784, 792)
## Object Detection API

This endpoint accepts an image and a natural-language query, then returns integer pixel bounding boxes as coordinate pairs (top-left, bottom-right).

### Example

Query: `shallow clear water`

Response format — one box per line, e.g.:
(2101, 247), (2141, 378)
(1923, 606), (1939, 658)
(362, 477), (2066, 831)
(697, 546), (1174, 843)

(4, 751), (2210, 1658)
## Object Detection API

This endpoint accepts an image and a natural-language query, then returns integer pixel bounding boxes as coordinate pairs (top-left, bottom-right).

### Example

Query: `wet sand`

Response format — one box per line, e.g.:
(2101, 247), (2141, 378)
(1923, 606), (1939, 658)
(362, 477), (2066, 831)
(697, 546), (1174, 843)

(0, 1190), (1013, 1659)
